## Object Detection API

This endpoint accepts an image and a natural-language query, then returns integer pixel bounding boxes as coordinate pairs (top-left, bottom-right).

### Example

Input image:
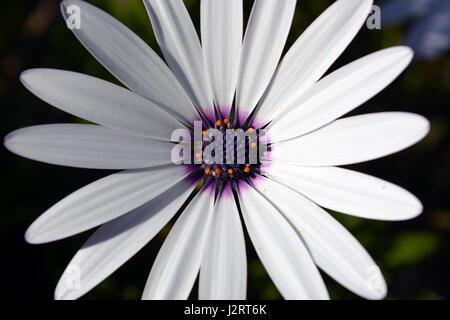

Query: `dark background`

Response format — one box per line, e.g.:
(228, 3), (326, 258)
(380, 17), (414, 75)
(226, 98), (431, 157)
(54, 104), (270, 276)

(1, 0), (449, 299)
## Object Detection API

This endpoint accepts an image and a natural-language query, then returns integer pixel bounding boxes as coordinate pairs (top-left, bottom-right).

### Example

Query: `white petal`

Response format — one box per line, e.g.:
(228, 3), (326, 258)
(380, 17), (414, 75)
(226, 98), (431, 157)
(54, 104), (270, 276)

(236, 0), (296, 122)
(55, 180), (195, 300)
(144, 0), (213, 113)
(270, 112), (430, 166)
(266, 163), (423, 221)
(257, 0), (374, 123)
(201, 0), (243, 112)
(142, 187), (215, 300)
(238, 184), (329, 300)
(199, 189), (247, 300)
(60, 0), (196, 123)
(20, 69), (181, 141)
(253, 177), (387, 299)
(4, 124), (182, 169)
(269, 47), (414, 141)
(25, 166), (189, 244)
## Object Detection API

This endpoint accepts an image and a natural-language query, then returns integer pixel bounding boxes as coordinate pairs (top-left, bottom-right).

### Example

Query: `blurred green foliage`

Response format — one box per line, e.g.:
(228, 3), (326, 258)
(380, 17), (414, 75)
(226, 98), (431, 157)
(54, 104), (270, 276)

(1, 0), (449, 300)
(385, 231), (441, 268)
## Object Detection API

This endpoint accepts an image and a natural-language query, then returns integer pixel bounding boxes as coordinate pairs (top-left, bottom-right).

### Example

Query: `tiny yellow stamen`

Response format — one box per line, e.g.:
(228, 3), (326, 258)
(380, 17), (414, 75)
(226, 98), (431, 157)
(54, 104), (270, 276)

(215, 168), (221, 174)
(250, 142), (257, 148)
(228, 169), (233, 175)
(205, 168), (211, 175)
(248, 127), (254, 133)
(223, 118), (229, 125)
(244, 167), (250, 173)
(195, 153), (202, 159)
(202, 130), (206, 136)
(216, 120), (222, 126)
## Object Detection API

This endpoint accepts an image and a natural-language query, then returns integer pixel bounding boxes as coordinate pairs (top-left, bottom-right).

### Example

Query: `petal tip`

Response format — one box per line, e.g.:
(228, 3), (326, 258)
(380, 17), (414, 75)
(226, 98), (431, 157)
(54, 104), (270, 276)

(24, 225), (40, 245)
(19, 68), (41, 88)
(392, 46), (414, 64)
(364, 271), (388, 300)
(3, 131), (16, 152)
(54, 271), (84, 300)
(408, 196), (424, 220)
(410, 113), (431, 142)
(19, 69), (30, 84)
(54, 283), (69, 301)
(24, 221), (52, 244)
(398, 45), (414, 63)
(3, 128), (27, 155)
(419, 115), (431, 136)
(369, 288), (388, 300)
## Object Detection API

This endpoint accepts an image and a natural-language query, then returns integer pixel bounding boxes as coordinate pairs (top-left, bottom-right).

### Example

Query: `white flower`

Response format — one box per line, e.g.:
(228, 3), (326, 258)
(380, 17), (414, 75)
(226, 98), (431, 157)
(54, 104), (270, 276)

(4, 0), (429, 300)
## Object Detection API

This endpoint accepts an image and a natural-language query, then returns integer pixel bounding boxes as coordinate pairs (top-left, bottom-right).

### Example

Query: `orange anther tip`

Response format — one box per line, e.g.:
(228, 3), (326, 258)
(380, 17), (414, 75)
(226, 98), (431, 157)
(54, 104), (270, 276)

(205, 168), (211, 174)
(216, 120), (221, 126)
(244, 167), (250, 173)
(215, 168), (221, 174)
(223, 118), (229, 124)
(250, 142), (257, 148)
(202, 130), (206, 135)
(228, 169), (233, 174)
(248, 128), (254, 133)
(195, 153), (202, 158)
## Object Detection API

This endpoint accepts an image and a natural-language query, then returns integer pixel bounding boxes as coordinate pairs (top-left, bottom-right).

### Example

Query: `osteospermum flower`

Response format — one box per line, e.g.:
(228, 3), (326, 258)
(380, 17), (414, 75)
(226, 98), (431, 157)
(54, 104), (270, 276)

(4, 0), (430, 300)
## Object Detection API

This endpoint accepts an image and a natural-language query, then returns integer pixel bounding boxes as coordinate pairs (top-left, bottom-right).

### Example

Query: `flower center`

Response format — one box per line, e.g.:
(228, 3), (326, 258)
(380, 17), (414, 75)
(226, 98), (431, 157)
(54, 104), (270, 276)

(195, 118), (265, 182)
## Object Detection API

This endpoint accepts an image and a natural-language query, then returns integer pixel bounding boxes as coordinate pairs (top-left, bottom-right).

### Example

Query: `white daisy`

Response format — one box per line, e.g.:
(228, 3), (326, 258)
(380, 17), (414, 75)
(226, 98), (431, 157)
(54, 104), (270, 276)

(4, 0), (430, 300)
